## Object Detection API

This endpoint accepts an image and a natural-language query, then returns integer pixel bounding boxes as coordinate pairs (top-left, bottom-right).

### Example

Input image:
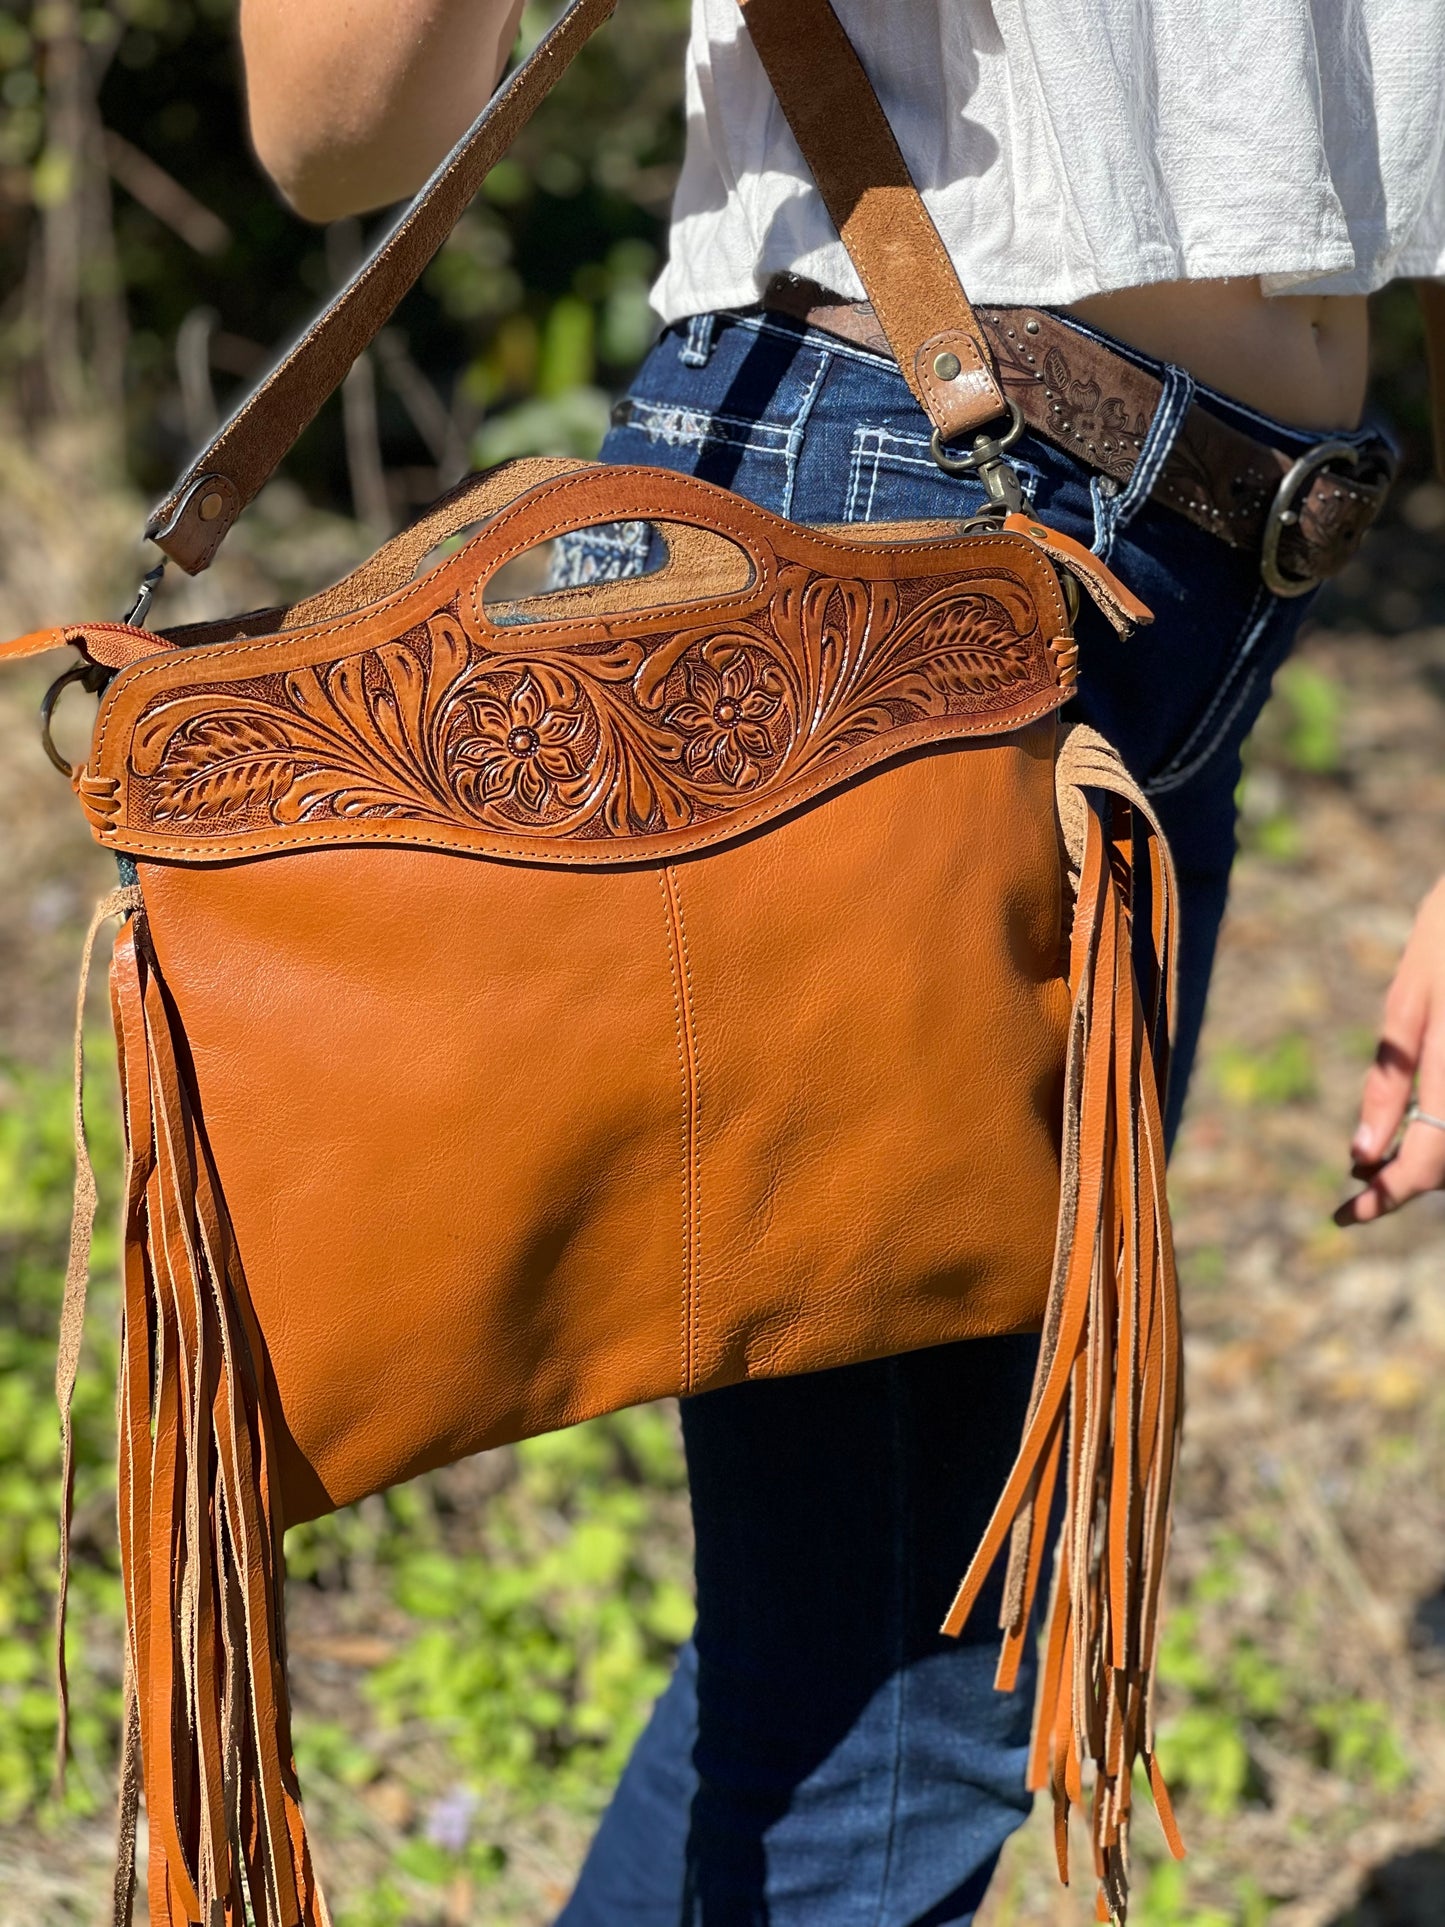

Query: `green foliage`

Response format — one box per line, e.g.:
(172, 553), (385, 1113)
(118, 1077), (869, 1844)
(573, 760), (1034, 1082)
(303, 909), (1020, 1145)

(1235, 660), (1347, 861)
(0, 0), (690, 508)
(1212, 1032), (1318, 1108)
(1272, 663), (1344, 777)
(1136, 1859), (1272, 1927)
(0, 1049), (125, 1822)
(1310, 1697), (1410, 1791)
(1155, 1544), (1413, 1830)
(291, 1408), (691, 1816)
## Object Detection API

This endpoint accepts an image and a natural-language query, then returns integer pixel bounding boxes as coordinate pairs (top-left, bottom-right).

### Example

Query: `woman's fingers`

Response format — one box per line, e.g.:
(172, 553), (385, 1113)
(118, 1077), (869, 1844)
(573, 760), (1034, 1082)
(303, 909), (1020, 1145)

(1356, 955), (1433, 1163)
(1335, 1117), (1445, 1223)
(1356, 1032), (1425, 1163)
(1338, 875), (1445, 1226)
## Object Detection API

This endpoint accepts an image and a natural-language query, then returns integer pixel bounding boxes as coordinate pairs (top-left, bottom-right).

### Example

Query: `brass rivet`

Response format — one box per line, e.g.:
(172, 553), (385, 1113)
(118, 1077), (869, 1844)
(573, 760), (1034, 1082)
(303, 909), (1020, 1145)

(933, 350), (962, 381)
(198, 490), (225, 523)
(1025, 319), (1041, 335)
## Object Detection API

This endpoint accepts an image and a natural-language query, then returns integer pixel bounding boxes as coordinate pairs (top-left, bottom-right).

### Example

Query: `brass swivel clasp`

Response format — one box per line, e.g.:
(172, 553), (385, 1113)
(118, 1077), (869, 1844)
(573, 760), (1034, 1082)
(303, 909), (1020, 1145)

(931, 399), (1027, 514)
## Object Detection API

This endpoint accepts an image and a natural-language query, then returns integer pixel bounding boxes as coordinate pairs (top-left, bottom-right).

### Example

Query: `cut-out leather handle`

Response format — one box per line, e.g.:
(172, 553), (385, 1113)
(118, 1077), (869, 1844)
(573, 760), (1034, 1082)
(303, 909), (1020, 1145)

(282, 457), (591, 625)
(144, 0), (1007, 576)
(291, 458), (759, 630)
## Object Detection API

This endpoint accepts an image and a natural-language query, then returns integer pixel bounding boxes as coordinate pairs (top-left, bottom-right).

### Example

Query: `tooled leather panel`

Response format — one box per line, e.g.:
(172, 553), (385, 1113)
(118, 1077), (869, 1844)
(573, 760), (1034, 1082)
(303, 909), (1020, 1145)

(84, 529), (1072, 868)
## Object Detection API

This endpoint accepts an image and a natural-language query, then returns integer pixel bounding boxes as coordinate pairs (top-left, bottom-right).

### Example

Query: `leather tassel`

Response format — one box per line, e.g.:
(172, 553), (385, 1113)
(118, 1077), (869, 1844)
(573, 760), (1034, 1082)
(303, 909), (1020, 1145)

(940, 725), (1186, 1923)
(85, 906), (330, 1927)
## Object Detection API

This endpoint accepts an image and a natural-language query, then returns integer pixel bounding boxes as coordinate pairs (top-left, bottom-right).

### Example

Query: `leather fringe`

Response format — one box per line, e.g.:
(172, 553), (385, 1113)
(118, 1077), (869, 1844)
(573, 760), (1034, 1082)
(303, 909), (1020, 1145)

(58, 896), (330, 1927)
(941, 725), (1186, 1924)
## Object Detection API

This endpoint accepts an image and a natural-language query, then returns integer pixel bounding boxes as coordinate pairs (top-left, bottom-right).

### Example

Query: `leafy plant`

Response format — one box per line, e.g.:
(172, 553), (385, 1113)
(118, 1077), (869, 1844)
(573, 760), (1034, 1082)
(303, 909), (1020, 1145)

(1136, 1860), (1272, 1927)
(1273, 663), (1344, 777)
(1310, 1698), (1410, 1791)
(1155, 1542), (1412, 1836)
(356, 1409), (691, 1809)
(1, 0), (691, 517)
(0, 1050), (126, 1821)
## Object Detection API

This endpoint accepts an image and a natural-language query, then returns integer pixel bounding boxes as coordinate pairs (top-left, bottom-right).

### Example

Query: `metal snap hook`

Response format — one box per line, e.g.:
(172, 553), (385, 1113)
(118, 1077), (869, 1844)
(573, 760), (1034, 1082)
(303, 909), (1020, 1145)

(930, 400), (1026, 477)
(931, 402), (1028, 513)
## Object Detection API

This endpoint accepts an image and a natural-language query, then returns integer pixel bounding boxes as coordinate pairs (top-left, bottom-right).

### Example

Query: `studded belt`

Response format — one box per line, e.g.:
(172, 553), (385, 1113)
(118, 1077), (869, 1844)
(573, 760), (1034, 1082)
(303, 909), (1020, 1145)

(759, 276), (1395, 596)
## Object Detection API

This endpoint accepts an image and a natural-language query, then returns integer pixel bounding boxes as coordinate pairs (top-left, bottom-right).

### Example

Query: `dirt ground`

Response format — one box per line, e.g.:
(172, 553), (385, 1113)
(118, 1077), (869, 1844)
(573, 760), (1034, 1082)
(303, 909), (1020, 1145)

(5, 439), (1445, 1923)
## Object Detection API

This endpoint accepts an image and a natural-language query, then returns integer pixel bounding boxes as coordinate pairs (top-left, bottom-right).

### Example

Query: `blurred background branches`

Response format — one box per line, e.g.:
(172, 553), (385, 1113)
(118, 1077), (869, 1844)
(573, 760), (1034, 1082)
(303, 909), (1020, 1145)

(0, 0), (689, 529)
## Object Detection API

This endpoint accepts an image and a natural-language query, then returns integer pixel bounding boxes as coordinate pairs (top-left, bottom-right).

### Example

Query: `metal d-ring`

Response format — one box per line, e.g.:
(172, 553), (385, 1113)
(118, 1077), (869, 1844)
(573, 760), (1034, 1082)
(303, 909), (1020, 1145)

(40, 661), (106, 778)
(39, 559), (165, 777)
(930, 400), (1026, 477)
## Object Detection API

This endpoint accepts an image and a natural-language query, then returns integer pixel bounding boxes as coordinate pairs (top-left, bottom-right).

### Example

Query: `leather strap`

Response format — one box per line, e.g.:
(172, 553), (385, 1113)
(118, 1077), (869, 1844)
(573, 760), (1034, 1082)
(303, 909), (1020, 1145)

(735, 0), (1008, 444)
(146, 0), (621, 573)
(145, 0), (1008, 575)
(977, 304), (1393, 577)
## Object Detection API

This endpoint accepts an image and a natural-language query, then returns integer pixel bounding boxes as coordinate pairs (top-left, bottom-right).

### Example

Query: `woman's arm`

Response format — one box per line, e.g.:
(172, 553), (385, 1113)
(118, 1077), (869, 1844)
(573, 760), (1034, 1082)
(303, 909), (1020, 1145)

(1335, 284), (1445, 1225)
(240, 0), (527, 222)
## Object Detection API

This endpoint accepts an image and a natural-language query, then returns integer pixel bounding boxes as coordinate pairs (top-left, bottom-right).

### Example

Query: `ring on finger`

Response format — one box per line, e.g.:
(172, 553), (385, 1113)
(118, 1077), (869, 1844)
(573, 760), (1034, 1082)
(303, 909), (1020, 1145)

(1405, 1101), (1445, 1134)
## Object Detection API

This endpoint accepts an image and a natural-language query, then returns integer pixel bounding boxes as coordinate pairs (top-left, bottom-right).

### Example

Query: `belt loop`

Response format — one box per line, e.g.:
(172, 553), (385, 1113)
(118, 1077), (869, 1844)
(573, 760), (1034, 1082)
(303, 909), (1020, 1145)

(679, 313), (719, 369)
(1092, 362), (1196, 562)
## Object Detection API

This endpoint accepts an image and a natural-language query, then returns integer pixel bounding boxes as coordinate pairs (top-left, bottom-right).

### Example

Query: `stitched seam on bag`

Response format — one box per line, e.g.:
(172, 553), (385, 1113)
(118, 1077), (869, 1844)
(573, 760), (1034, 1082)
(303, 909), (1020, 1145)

(104, 695), (1071, 862)
(670, 868), (701, 1391)
(658, 868), (698, 1395)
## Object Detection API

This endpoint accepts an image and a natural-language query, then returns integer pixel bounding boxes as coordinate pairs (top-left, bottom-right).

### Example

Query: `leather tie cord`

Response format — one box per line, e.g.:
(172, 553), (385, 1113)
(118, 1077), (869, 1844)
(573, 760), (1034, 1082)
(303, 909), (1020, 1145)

(112, 1653), (142, 1927)
(54, 884), (144, 1789)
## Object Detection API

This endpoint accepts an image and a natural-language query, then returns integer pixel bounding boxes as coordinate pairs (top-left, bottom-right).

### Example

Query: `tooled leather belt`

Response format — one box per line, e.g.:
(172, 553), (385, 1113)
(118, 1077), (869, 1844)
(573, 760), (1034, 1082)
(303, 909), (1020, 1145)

(761, 275), (1395, 595)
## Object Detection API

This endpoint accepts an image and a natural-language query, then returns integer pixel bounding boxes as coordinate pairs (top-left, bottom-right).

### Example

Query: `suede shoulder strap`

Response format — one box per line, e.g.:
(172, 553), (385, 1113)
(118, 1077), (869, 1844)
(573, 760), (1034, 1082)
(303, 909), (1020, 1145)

(736, 0), (1007, 445)
(146, 0), (1008, 575)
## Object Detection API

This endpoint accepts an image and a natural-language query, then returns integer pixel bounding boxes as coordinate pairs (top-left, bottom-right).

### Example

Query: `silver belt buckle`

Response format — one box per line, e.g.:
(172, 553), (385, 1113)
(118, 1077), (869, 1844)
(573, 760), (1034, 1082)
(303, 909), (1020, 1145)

(1259, 438), (1366, 598)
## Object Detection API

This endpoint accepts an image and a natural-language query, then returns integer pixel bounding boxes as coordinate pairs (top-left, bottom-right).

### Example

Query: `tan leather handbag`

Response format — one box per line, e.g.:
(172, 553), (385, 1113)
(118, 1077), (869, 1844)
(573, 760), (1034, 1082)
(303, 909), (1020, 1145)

(3, 1), (1186, 1919)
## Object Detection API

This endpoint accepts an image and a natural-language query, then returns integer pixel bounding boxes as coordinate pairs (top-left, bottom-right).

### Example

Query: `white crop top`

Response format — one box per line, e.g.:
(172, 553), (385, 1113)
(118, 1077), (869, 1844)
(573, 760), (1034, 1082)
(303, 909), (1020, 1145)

(651, 0), (1445, 325)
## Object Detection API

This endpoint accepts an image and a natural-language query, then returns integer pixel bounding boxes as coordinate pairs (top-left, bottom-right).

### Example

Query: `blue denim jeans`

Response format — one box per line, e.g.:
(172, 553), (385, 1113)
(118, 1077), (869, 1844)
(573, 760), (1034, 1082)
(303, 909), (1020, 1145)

(554, 309), (1365, 1927)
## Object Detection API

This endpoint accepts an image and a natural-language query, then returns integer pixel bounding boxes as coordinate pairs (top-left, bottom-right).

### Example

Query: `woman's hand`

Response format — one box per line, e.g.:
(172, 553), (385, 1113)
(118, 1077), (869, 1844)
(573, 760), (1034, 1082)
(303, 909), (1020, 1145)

(240, 0), (527, 222)
(1336, 874), (1445, 1225)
